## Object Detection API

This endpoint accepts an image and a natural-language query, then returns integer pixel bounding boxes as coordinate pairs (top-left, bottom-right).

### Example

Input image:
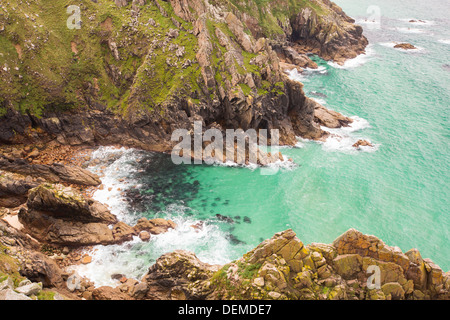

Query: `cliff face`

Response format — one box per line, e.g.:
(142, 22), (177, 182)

(0, 0), (366, 151)
(141, 229), (450, 301)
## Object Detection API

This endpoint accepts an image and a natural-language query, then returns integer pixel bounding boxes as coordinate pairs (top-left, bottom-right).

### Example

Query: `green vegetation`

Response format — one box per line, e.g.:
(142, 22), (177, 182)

(0, 244), (26, 287)
(0, 0), (325, 117)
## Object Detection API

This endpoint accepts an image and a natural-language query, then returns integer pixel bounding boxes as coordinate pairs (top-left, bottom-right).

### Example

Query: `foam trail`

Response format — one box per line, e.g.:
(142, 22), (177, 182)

(319, 116), (378, 153)
(393, 27), (426, 34)
(88, 146), (142, 224)
(71, 209), (236, 288)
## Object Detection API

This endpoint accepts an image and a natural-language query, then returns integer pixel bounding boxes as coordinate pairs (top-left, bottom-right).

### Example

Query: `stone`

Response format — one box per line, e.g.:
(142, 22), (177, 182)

(0, 277), (14, 291)
(332, 254), (363, 279)
(253, 277), (264, 287)
(381, 282), (405, 300)
(352, 139), (374, 148)
(139, 231), (151, 242)
(132, 282), (149, 298)
(394, 43), (417, 50)
(268, 291), (281, 299)
(17, 279), (32, 287)
(14, 282), (42, 296)
(81, 255), (92, 264)
(0, 288), (33, 300)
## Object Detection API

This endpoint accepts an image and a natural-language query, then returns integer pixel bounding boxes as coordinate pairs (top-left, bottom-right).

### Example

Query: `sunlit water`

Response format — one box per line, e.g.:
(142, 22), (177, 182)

(73, 0), (449, 286)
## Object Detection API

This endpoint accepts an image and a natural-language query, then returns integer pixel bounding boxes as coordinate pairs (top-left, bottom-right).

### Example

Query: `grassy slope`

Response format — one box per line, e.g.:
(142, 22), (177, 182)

(0, 0), (317, 118)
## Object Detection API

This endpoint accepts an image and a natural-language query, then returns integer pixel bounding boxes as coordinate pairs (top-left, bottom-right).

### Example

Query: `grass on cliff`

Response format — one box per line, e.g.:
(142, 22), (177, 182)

(225, 0), (327, 37)
(0, 0), (203, 117)
(0, 244), (26, 287)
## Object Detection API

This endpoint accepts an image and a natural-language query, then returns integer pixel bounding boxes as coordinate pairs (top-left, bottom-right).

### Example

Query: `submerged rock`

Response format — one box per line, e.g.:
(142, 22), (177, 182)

(352, 140), (374, 148)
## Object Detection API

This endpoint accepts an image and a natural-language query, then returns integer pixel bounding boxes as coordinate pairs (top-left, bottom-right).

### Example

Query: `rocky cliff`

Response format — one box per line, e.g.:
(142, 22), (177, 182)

(140, 229), (450, 300)
(0, 0), (366, 154)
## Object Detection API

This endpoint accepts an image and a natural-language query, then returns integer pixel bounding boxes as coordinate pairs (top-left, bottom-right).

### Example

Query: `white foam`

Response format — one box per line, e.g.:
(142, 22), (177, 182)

(328, 45), (375, 69)
(305, 65), (327, 74)
(393, 27), (426, 34)
(438, 39), (450, 45)
(311, 97), (327, 106)
(286, 68), (308, 82)
(318, 116), (378, 153)
(88, 146), (142, 224)
(71, 208), (236, 288)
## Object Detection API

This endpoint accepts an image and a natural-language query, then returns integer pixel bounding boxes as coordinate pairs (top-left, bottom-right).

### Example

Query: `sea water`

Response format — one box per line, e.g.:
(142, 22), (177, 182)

(74, 0), (449, 286)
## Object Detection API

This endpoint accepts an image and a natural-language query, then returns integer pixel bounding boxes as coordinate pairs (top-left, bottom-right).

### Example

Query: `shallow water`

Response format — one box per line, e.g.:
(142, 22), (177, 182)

(74, 0), (450, 286)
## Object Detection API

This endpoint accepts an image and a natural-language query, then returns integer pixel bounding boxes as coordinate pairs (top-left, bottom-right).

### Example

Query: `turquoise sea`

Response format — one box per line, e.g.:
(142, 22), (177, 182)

(74, 0), (449, 286)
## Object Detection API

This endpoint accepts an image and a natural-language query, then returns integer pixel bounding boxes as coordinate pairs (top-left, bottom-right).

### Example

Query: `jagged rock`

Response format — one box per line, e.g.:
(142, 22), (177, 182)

(143, 250), (220, 300)
(333, 254), (363, 279)
(314, 103), (353, 129)
(394, 43), (417, 50)
(133, 217), (176, 235)
(0, 157), (101, 186)
(0, 172), (39, 208)
(352, 139), (374, 148)
(290, 5), (368, 64)
(26, 184), (117, 224)
(135, 228), (449, 300)
(381, 282), (405, 300)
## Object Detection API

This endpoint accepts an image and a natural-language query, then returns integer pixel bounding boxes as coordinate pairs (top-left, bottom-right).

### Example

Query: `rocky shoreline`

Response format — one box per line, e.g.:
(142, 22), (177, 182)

(1, 145), (449, 300)
(1, 0), (446, 301)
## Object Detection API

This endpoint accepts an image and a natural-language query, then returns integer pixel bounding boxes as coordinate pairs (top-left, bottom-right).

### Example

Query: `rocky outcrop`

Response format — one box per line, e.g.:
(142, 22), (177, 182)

(17, 184), (176, 247)
(138, 229), (449, 300)
(394, 43), (417, 50)
(0, 172), (39, 208)
(352, 139), (374, 149)
(289, 3), (368, 65)
(0, 155), (101, 186)
(0, 0), (365, 163)
(314, 102), (353, 129)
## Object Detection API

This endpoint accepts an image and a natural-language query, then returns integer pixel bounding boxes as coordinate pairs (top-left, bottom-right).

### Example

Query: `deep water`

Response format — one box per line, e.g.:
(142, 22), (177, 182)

(73, 0), (449, 286)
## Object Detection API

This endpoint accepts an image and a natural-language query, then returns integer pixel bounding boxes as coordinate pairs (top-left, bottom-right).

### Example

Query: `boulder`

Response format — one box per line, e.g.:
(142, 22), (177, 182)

(352, 140), (374, 148)
(133, 217), (176, 235)
(314, 103), (353, 129)
(14, 282), (42, 296)
(333, 254), (363, 279)
(394, 43), (417, 50)
(19, 184), (119, 246)
(381, 282), (405, 300)
(0, 288), (32, 300)
(26, 184), (117, 224)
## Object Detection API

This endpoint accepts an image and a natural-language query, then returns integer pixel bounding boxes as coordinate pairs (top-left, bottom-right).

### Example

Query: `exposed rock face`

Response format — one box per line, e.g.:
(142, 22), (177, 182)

(0, 172), (39, 208)
(290, 3), (368, 65)
(17, 184), (176, 247)
(0, 155), (101, 186)
(140, 229), (449, 300)
(0, 0), (365, 160)
(142, 250), (220, 300)
(314, 102), (353, 129)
